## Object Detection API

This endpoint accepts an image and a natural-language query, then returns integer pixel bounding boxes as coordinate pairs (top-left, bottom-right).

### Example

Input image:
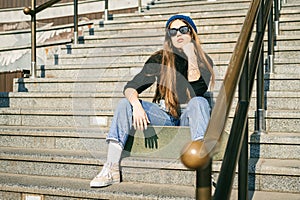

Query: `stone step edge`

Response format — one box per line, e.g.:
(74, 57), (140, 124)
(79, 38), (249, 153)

(0, 172), (194, 200)
(0, 125), (107, 138)
(144, 0), (250, 10)
(114, 7), (249, 20)
(1, 146), (300, 176)
(89, 21), (243, 32)
(113, 9), (248, 20)
(0, 125), (300, 145)
(31, 59), (300, 70)
(2, 90), (299, 98)
(1, 125), (299, 145)
(1, 172), (300, 200)
(57, 47), (237, 57)
(80, 31), (300, 42)
(32, 64), (300, 75)
(51, 48), (300, 59)
(0, 146), (187, 170)
(12, 73), (300, 83)
(99, 16), (245, 27)
(1, 107), (300, 118)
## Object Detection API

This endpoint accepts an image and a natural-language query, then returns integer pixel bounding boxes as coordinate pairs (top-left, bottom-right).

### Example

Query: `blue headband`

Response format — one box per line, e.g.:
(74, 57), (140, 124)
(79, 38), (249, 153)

(166, 15), (197, 33)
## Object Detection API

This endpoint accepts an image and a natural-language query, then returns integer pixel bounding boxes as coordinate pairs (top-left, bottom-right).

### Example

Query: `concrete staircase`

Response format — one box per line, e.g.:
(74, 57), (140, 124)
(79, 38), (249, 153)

(0, 0), (299, 199)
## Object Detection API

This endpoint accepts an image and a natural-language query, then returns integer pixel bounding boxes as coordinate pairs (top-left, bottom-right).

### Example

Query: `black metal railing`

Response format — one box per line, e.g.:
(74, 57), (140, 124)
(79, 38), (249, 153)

(180, 0), (283, 199)
(24, 0), (62, 78)
(22, 0), (144, 78)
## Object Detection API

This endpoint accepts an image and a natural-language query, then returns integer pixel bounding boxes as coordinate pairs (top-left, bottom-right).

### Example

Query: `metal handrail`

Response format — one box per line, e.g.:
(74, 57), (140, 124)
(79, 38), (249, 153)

(180, 0), (283, 199)
(22, 0), (110, 78)
(24, 0), (63, 78)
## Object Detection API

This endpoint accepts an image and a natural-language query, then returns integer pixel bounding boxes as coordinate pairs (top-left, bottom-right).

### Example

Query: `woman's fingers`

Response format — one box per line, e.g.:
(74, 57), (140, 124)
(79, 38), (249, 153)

(133, 115), (149, 131)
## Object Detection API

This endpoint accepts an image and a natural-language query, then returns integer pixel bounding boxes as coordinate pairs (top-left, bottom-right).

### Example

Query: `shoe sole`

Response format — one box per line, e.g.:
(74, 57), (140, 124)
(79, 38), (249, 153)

(90, 180), (120, 188)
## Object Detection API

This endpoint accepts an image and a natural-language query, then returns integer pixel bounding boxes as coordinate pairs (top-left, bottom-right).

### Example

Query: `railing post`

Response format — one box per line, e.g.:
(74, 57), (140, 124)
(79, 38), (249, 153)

(74, 0), (78, 44)
(238, 50), (249, 200)
(255, 0), (266, 134)
(196, 160), (212, 200)
(30, 0), (37, 78)
(268, 1), (274, 73)
(138, 0), (142, 13)
(104, 0), (109, 21)
(274, 0), (280, 36)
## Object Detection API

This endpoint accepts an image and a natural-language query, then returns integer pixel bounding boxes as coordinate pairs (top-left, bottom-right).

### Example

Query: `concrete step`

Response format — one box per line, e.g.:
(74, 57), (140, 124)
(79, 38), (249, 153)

(12, 74), (300, 93)
(143, 0), (251, 13)
(144, 0), (250, 9)
(274, 45), (300, 59)
(244, 158), (300, 193)
(279, 19), (300, 27)
(273, 62), (300, 74)
(281, 2), (300, 11)
(279, 25), (300, 36)
(250, 132), (300, 159)
(0, 125), (299, 160)
(46, 50), (295, 66)
(111, 4), (249, 22)
(0, 125), (107, 152)
(0, 146), (196, 185)
(91, 21), (245, 38)
(77, 34), (240, 50)
(0, 172), (299, 200)
(275, 35), (300, 47)
(0, 147), (299, 194)
(34, 62), (300, 79)
(0, 107), (299, 133)
(1, 91), (299, 111)
(72, 33), (297, 51)
(3, 60), (245, 79)
(0, 172), (195, 200)
(97, 14), (245, 29)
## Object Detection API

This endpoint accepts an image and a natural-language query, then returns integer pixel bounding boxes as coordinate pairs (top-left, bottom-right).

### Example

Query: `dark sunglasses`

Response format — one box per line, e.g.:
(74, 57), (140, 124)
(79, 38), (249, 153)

(167, 26), (190, 37)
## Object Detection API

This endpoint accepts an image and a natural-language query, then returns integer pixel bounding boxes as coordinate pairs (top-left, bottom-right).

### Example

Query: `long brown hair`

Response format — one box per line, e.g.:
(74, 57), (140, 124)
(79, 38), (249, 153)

(154, 19), (215, 118)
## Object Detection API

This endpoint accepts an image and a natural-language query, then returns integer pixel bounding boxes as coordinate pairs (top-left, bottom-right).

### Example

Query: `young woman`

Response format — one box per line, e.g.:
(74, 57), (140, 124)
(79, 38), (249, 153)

(90, 14), (215, 187)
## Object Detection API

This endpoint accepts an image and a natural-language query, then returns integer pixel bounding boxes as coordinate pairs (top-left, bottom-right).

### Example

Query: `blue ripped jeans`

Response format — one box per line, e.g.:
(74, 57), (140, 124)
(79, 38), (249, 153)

(106, 97), (211, 149)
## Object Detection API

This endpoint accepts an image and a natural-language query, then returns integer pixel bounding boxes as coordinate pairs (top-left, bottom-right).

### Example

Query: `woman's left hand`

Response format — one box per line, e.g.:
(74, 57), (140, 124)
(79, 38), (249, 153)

(182, 42), (196, 58)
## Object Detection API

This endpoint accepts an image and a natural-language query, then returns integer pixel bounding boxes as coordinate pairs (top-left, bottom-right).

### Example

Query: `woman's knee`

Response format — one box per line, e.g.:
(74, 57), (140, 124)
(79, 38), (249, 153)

(117, 98), (131, 108)
(188, 97), (210, 109)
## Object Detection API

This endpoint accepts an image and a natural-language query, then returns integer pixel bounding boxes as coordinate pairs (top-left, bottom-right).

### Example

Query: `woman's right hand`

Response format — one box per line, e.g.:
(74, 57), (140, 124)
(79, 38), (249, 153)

(124, 88), (150, 130)
(132, 103), (150, 131)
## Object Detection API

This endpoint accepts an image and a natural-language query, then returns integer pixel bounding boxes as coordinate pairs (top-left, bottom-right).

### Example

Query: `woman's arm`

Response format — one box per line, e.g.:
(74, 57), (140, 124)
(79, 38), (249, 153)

(182, 42), (201, 81)
(124, 88), (150, 131)
(122, 51), (162, 130)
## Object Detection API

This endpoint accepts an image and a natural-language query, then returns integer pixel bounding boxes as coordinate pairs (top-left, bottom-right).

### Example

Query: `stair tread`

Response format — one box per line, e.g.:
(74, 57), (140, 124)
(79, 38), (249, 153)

(1, 146), (300, 176)
(0, 146), (187, 169)
(1, 107), (299, 117)
(0, 124), (298, 142)
(1, 171), (299, 200)
(2, 90), (299, 98)
(0, 125), (107, 137)
(13, 72), (300, 82)
(0, 172), (195, 200)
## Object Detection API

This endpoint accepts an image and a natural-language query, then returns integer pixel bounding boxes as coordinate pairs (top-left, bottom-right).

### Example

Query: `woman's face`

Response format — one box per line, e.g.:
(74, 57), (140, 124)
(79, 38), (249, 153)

(169, 19), (192, 49)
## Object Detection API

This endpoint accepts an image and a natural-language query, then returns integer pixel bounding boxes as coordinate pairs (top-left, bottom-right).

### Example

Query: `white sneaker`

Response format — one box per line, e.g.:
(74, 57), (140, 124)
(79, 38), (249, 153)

(90, 162), (120, 188)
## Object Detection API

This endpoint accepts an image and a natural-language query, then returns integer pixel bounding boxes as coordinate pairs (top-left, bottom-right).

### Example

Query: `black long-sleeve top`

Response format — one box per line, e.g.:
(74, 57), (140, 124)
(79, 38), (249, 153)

(124, 49), (213, 104)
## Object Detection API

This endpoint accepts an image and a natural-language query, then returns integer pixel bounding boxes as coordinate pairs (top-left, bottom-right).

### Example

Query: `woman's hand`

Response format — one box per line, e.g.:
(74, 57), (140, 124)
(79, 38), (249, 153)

(124, 88), (150, 130)
(132, 103), (150, 130)
(182, 42), (196, 59)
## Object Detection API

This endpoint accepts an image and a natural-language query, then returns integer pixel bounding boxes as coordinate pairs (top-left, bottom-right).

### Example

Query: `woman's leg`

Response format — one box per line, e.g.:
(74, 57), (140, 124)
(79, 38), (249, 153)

(106, 98), (177, 149)
(180, 97), (211, 140)
(91, 98), (177, 187)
